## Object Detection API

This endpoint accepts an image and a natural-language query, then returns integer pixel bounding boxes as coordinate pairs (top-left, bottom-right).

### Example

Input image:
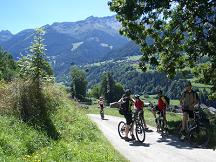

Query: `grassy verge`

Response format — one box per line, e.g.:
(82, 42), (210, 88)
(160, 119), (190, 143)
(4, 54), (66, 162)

(0, 85), (128, 162)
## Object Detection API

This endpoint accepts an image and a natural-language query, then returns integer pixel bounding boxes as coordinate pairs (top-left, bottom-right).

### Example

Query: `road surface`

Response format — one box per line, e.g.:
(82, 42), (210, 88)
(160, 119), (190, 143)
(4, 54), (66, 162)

(88, 114), (216, 162)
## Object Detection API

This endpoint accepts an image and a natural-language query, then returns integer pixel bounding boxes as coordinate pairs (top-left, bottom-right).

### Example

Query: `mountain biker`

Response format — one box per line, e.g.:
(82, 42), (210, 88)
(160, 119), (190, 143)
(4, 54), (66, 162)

(119, 89), (135, 141)
(180, 81), (199, 139)
(152, 90), (168, 129)
(98, 96), (105, 119)
(134, 94), (148, 129)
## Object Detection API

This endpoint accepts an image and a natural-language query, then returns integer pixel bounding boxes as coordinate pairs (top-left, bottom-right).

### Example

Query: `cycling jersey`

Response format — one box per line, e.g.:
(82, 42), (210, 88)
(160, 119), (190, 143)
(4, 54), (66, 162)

(157, 97), (166, 111)
(134, 99), (144, 111)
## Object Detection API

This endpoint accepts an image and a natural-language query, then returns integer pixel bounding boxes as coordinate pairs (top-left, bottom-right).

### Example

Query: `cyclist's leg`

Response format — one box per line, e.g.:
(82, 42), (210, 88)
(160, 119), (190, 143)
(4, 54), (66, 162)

(140, 110), (148, 128)
(152, 106), (157, 118)
(124, 113), (133, 139)
(163, 110), (168, 128)
(182, 110), (189, 131)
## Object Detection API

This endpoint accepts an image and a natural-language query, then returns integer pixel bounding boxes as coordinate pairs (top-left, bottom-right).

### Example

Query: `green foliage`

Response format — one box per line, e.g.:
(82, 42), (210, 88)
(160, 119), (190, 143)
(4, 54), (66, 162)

(0, 84), (127, 161)
(100, 72), (124, 103)
(11, 28), (57, 139)
(70, 66), (88, 101)
(17, 28), (53, 83)
(109, 0), (216, 96)
(0, 48), (17, 82)
(87, 62), (187, 99)
(89, 84), (101, 99)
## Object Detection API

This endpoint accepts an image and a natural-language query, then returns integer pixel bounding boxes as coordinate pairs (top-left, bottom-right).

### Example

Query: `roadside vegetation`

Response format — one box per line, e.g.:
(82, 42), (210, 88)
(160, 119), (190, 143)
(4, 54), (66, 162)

(0, 28), (127, 162)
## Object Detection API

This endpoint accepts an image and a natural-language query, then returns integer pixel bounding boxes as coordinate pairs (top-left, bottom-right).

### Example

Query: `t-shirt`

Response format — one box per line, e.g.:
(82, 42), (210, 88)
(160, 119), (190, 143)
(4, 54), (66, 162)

(157, 97), (166, 111)
(134, 99), (144, 111)
(98, 100), (104, 108)
(181, 90), (199, 110)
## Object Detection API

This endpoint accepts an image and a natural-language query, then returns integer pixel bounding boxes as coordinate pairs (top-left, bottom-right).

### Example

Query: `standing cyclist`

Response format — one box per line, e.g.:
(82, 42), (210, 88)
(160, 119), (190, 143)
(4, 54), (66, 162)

(152, 90), (168, 129)
(180, 81), (199, 139)
(119, 89), (135, 141)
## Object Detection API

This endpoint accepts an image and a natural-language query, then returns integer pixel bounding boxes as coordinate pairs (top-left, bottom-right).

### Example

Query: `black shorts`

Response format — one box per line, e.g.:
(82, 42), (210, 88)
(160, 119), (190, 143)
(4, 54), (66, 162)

(182, 109), (194, 118)
(124, 112), (133, 125)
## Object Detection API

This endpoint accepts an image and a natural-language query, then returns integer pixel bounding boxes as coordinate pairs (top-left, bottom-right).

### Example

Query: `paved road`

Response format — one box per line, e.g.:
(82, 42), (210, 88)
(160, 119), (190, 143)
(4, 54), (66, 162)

(88, 114), (216, 162)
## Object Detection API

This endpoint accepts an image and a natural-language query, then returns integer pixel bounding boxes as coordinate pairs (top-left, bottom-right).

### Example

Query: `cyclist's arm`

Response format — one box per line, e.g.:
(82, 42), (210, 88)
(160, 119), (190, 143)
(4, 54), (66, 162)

(130, 97), (135, 103)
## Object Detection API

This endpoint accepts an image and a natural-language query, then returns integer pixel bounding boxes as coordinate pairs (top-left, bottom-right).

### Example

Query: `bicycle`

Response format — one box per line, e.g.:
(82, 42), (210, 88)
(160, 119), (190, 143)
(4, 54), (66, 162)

(118, 110), (146, 143)
(155, 110), (168, 135)
(100, 109), (104, 119)
(150, 103), (168, 135)
(177, 108), (210, 147)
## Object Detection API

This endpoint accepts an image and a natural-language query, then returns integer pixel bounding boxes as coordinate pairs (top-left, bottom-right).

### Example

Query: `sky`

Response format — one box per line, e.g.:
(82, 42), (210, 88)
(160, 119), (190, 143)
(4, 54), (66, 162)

(0, 0), (114, 34)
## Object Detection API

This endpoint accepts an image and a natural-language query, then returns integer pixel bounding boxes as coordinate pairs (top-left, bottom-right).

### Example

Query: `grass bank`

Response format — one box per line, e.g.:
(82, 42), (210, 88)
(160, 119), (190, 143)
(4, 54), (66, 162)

(0, 83), (127, 162)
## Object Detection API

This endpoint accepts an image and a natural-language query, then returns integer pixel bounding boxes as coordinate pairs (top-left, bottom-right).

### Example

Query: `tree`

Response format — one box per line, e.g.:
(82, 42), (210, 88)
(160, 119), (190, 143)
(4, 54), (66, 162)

(71, 66), (88, 101)
(112, 82), (124, 101)
(109, 0), (216, 97)
(100, 72), (124, 103)
(18, 28), (53, 86)
(0, 48), (17, 81)
(90, 84), (101, 99)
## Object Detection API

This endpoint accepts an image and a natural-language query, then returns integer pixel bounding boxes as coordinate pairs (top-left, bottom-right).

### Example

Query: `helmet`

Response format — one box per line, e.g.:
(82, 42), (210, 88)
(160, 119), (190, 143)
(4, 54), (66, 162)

(99, 96), (103, 100)
(185, 81), (192, 87)
(125, 89), (131, 96)
(157, 90), (163, 94)
(134, 94), (140, 99)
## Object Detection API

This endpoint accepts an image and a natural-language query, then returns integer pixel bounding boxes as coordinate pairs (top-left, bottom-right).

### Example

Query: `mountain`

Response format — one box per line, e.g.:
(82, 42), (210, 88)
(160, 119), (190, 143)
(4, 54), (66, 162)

(103, 41), (142, 61)
(0, 30), (13, 44)
(0, 16), (131, 76)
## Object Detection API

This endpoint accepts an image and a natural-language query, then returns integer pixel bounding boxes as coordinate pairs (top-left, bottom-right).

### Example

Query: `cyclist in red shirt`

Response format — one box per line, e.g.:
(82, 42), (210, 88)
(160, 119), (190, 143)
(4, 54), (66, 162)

(152, 90), (168, 128)
(134, 95), (148, 129)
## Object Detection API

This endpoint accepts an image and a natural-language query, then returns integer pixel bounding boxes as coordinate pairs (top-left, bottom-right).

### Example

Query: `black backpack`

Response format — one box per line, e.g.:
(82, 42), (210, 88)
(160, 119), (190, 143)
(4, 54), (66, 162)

(163, 95), (170, 105)
(119, 97), (129, 115)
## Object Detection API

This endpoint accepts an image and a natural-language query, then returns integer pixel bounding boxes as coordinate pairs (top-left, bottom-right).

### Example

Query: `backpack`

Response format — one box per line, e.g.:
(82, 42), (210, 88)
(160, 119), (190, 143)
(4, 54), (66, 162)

(163, 95), (170, 105)
(119, 97), (129, 115)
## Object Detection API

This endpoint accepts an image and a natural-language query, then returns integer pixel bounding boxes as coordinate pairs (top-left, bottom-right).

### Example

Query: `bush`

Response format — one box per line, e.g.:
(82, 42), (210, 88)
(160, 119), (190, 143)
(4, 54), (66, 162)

(0, 79), (62, 139)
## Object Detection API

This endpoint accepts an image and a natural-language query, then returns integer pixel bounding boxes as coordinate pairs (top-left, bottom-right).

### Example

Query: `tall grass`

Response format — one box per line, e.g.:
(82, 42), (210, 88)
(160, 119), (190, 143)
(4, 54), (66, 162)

(0, 81), (127, 161)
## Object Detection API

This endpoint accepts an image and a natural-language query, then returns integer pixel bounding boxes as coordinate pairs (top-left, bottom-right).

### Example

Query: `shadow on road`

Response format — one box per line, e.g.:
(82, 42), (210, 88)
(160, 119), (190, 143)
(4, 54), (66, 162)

(129, 141), (150, 147)
(156, 135), (194, 150)
(102, 118), (109, 120)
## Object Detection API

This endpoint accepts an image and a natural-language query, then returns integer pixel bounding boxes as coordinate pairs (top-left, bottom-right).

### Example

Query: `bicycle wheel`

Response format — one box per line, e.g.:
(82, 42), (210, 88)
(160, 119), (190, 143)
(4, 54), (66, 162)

(118, 121), (126, 139)
(189, 125), (210, 147)
(135, 124), (145, 142)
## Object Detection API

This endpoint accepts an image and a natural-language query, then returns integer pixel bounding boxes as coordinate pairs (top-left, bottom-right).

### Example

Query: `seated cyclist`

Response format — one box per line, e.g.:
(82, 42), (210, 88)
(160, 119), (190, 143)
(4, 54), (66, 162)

(98, 96), (105, 119)
(134, 94), (148, 129)
(152, 90), (168, 129)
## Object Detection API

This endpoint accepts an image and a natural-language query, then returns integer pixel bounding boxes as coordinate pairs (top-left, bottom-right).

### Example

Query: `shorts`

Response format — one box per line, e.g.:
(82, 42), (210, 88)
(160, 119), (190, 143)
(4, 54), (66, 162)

(182, 109), (194, 118)
(124, 112), (133, 125)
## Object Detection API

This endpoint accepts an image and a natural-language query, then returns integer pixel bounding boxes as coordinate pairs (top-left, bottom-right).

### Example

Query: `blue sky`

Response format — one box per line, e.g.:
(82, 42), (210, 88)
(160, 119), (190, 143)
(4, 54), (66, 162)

(0, 0), (114, 34)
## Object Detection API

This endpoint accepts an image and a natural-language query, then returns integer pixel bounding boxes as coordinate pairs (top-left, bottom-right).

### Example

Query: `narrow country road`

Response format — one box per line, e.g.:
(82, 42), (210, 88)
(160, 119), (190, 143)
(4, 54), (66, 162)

(88, 114), (216, 162)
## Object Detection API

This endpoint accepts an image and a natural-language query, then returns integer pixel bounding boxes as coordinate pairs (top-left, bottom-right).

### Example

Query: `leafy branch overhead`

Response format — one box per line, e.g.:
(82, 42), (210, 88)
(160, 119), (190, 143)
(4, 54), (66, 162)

(108, 0), (216, 94)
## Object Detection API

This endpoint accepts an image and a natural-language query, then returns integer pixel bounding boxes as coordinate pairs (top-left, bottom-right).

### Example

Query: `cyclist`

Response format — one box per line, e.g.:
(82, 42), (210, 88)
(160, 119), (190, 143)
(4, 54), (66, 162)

(134, 94), (148, 129)
(119, 89), (135, 141)
(98, 96), (105, 119)
(152, 90), (168, 130)
(180, 81), (199, 139)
